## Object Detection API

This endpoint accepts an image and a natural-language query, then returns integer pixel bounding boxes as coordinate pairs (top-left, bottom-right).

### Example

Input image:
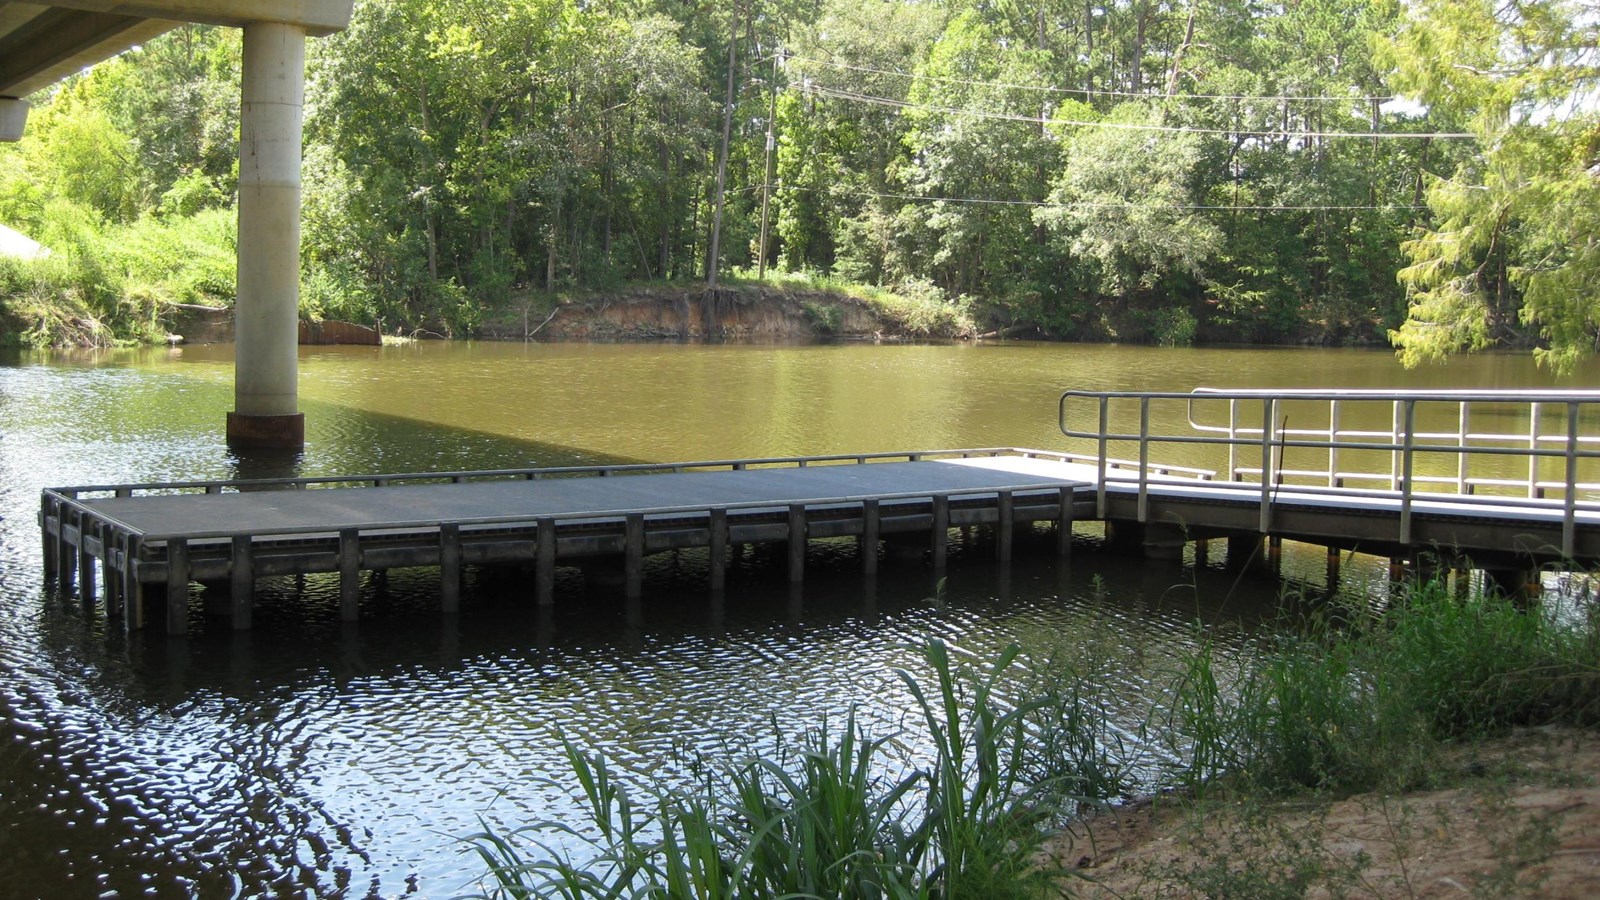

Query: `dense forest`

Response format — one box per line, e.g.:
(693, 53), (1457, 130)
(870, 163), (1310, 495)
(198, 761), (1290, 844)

(0, 0), (1596, 365)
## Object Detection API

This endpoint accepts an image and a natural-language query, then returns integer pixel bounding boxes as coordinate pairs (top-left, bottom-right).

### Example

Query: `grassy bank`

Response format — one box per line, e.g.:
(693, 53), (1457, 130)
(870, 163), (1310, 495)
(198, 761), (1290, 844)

(463, 580), (1600, 899)
(0, 207), (234, 348)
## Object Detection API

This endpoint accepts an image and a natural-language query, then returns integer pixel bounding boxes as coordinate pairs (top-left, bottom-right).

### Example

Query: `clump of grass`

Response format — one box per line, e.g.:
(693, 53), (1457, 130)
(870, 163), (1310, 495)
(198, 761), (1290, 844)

(464, 639), (1103, 899)
(1168, 578), (1600, 798)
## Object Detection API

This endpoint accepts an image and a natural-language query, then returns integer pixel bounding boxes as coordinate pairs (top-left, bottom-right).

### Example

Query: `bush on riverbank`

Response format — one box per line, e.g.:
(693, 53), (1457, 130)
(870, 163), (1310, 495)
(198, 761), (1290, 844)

(466, 579), (1600, 899)
(0, 203), (234, 348)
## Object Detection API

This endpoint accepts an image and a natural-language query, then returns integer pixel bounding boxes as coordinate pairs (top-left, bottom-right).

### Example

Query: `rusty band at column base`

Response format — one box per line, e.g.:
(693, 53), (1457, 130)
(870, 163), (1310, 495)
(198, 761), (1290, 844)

(226, 412), (305, 450)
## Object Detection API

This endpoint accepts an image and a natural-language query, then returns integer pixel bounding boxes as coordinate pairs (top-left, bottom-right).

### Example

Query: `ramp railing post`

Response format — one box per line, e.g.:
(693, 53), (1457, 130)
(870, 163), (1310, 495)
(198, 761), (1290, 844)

(1096, 396), (1110, 518)
(1400, 400), (1417, 545)
(1259, 399), (1275, 534)
(1564, 401), (1579, 558)
(1137, 398), (1151, 523)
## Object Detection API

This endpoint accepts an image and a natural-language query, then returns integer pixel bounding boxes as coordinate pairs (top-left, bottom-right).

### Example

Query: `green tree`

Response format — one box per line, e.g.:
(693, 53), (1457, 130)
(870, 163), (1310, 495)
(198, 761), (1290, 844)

(1386, 0), (1600, 370)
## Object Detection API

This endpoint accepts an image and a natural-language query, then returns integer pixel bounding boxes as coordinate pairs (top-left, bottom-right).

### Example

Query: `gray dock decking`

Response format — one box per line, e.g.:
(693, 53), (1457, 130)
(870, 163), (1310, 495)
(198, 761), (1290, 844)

(39, 446), (1600, 635)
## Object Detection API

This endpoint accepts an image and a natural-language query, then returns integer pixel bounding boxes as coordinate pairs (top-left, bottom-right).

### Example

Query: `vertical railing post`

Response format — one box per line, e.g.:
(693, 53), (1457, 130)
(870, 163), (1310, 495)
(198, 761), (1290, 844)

(1228, 398), (1240, 481)
(1456, 400), (1470, 495)
(1137, 398), (1151, 523)
(1259, 398), (1275, 534)
(1563, 401), (1579, 558)
(1390, 400), (1403, 492)
(1529, 402), (1543, 498)
(1327, 399), (1342, 488)
(1399, 400), (1417, 545)
(1095, 396), (1110, 519)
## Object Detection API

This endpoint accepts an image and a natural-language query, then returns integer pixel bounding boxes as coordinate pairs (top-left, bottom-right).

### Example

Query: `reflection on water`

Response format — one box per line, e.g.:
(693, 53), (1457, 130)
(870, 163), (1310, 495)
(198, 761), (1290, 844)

(1, 342), (1594, 896)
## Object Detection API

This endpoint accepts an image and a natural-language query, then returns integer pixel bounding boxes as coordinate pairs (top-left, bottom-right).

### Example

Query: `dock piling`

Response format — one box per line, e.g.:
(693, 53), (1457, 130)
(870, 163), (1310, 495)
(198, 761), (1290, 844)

(440, 523), (461, 613)
(996, 490), (1014, 562)
(625, 514), (645, 597)
(861, 499), (880, 575)
(931, 495), (949, 570)
(787, 504), (806, 583)
(339, 529), (360, 621)
(230, 535), (254, 630)
(1057, 486), (1074, 557)
(536, 517), (556, 605)
(166, 537), (189, 634)
(708, 509), (728, 591)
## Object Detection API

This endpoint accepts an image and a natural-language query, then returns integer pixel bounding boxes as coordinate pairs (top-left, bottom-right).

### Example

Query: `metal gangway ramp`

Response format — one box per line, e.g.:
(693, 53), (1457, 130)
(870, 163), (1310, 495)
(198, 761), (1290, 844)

(1060, 388), (1600, 573)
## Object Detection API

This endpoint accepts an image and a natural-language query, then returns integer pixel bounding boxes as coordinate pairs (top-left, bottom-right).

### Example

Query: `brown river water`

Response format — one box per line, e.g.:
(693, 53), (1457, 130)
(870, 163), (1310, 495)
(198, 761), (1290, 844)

(1, 340), (1594, 897)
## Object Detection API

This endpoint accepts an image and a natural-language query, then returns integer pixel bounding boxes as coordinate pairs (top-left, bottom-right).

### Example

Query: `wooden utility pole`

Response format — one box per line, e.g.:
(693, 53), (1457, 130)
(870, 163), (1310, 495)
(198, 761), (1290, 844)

(706, 3), (739, 291)
(757, 50), (780, 280)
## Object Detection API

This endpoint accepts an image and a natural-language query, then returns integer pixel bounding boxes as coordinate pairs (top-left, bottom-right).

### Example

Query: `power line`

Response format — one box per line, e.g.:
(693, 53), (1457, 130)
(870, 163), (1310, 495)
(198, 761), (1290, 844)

(798, 82), (1474, 140)
(791, 185), (1428, 213)
(788, 54), (1398, 105)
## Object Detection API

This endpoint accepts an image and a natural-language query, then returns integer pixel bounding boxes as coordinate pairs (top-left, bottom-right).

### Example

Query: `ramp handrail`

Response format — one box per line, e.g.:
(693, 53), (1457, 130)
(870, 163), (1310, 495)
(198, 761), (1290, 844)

(1059, 388), (1600, 558)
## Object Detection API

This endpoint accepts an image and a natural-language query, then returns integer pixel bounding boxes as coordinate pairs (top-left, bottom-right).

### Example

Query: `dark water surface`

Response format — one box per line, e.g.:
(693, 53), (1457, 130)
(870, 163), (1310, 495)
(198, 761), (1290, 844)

(2, 341), (1594, 897)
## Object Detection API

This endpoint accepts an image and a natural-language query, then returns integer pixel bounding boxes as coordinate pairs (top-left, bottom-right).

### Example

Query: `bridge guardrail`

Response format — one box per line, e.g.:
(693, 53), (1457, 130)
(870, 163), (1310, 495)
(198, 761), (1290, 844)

(1060, 388), (1600, 558)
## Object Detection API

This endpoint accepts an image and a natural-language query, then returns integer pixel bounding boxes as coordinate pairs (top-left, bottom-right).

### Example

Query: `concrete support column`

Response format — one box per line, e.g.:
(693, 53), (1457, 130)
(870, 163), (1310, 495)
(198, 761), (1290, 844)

(0, 98), (28, 142)
(228, 22), (307, 450)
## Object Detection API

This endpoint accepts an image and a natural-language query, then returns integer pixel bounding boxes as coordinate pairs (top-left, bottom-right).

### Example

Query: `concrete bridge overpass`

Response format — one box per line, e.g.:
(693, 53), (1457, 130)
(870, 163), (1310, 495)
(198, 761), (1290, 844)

(1, 1), (354, 448)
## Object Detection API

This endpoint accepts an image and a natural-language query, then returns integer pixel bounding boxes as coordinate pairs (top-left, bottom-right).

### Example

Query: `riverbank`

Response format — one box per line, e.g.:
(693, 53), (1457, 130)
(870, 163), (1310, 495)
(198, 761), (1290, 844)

(474, 276), (978, 342)
(1063, 727), (1600, 897)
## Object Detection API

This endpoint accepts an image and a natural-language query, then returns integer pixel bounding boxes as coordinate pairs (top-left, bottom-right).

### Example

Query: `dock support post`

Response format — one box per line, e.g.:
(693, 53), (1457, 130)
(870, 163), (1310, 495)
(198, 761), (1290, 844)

(230, 535), (254, 631)
(861, 499), (880, 575)
(58, 509), (78, 597)
(42, 496), (57, 585)
(440, 523), (461, 613)
(787, 504), (806, 583)
(996, 491), (1014, 562)
(536, 518), (556, 605)
(166, 538), (190, 635)
(625, 514), (645, 598)
(1326, 546), (1342, 591)
(1267, 536), (1283, 574)
(339, 529), (360, 622)
(78, 523), (96, 608)
(931, 495), (949, 571)
(708, 509), (728, 591)
(103, 549), (122, 619)
(1057, 486), (1074, 557)
(123, 536), (145, 632)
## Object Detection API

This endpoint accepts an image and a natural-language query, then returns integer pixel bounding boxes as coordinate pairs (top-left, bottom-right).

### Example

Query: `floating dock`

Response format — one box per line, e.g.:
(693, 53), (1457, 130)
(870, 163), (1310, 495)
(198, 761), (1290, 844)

(41, 450), (1092, 634)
